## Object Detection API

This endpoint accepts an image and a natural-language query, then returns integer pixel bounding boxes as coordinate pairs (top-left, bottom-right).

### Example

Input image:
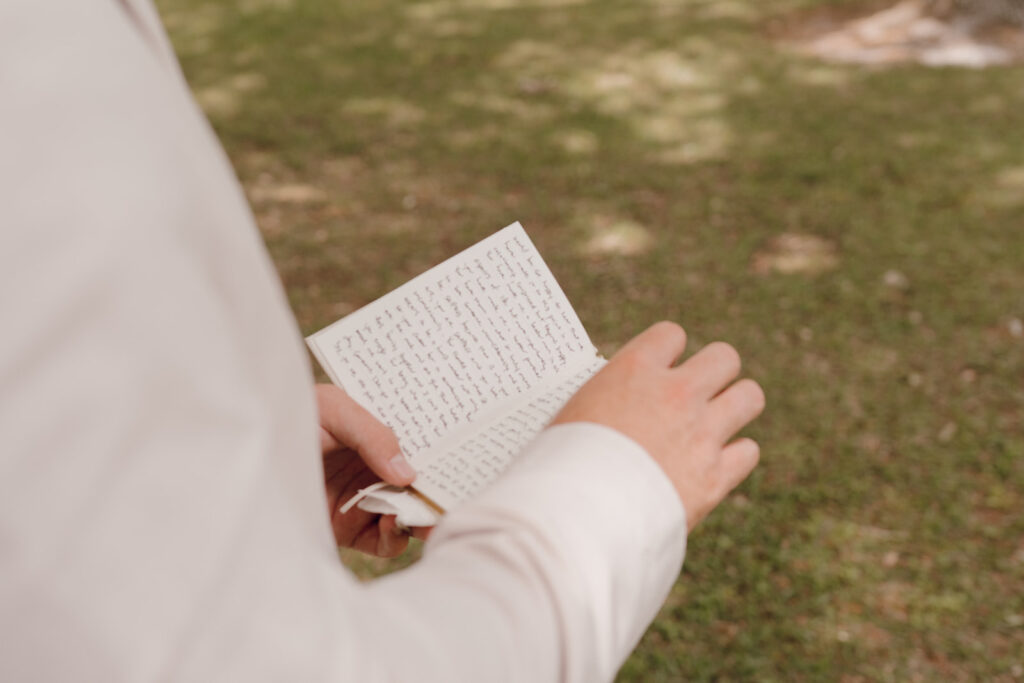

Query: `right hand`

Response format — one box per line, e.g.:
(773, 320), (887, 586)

(317, 384), (432, 556)
(552, 322), (765, 531)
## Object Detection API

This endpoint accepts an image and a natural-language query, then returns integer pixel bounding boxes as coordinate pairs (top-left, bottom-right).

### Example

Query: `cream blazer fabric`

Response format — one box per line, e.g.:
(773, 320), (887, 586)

(0, 2), (687, 681)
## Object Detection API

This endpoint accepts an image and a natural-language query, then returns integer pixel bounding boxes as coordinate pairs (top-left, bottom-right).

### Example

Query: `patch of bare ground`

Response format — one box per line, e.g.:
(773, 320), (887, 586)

(765, 0), (899, 41)
(769, 0), (1024, 68)
(751, 233), (839, 275)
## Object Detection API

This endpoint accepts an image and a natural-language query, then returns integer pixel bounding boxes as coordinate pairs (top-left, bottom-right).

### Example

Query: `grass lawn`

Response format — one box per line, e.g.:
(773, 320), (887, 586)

(157, 0), (1024, 679)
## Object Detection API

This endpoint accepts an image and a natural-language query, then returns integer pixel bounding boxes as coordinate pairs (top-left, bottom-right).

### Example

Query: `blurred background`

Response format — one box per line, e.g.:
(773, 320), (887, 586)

(156, 0), (1023, 679)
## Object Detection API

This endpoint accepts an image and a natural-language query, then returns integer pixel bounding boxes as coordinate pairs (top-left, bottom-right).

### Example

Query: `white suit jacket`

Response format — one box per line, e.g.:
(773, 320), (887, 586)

(0, 1), (687, 681)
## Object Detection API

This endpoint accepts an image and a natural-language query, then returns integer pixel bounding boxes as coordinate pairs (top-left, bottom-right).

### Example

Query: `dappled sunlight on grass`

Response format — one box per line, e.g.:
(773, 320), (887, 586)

(895, 130), (941, 149)
(978, 165), (1024, 207)
(158, 0), (1024, 677)
(238, 0), (295, 12)
(342, 97), (427, 128)
(195, 71), (267, 119)
(247, 178), (326, 205)
(579, 218), (655, 257)
(493, 37), (563, 66)
(639, 0), (779, 22)
(402, 4), (488, 36)
(159, 3), (224, 55)
(447, 124), (503, 149)
(785, 62), (855, 87)
(409, 0), (588, 14)
(427, 31), (753, 164)
(449, 90), (558, 122)
(562, 45), (741, 162)
(551, 128), (599, 155)
(751, 233), (840, 275)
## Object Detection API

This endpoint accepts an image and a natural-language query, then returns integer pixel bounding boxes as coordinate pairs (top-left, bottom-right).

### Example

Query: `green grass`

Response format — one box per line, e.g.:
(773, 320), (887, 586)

(158, 0), (1024, 679)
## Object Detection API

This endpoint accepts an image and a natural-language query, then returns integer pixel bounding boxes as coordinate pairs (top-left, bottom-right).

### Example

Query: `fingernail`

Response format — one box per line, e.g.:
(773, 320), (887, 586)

(389, 453), (416, 481)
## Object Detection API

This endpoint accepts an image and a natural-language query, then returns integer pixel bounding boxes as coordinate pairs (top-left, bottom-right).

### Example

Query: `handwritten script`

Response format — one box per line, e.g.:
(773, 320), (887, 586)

(308, 223), (601, 510)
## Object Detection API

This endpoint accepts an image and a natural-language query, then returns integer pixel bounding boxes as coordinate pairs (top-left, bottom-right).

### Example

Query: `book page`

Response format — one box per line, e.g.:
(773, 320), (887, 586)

(413, 355), (606, 511)
(307, 223), (596, 462)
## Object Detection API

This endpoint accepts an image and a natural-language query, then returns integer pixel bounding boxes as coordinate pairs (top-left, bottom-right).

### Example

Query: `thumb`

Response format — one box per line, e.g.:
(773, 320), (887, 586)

(615, 321), (688, 368)
(315, 384), (416, 486)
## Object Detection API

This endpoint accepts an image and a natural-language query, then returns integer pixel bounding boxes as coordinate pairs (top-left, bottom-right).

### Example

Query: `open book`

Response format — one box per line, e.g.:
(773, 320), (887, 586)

(306, 222), (605, 527)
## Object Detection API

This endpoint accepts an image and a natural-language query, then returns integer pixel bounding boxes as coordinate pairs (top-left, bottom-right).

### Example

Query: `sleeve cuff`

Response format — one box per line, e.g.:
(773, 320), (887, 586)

(430, 421), (687, 682)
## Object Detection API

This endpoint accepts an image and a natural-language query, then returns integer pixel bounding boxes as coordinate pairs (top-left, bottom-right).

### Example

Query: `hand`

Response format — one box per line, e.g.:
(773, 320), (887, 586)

(553, 322), (765, 531)
(317, 384), (431, 557)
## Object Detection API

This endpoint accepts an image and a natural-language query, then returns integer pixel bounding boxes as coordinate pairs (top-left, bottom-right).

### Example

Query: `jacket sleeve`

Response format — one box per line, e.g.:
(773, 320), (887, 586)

(356, 423), (687, 683)
(0, 2), (685, 682)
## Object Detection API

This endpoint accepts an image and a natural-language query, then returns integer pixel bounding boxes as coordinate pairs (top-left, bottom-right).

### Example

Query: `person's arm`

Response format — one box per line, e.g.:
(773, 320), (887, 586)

(0, 3), (761, 682)
(315, 384), (432, 557)
(319, 319), (763, 557)
(554, 322), (765, 532)
(327, 322), (763, 682)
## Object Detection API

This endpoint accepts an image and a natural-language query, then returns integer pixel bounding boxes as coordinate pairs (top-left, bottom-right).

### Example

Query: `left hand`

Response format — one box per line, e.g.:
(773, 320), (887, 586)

(317, 384), (431, 557)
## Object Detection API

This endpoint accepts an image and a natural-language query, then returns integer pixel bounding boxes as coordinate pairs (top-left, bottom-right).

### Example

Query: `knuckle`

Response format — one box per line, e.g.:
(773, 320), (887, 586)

(735, 437), (760, 462)
(738, 379), (766, 413)
(747, 439), (762, 464)
(664, 374), (697, 406)
(726, 440), (760, 487)
(689, 420), (718, 447)
(751, 384), (766, 414)
(707, 341), (741, 373)
(611, 345), (645, 374)
(651, 320), (686, 342)
(707, 469), (730, 500)
(622, 321), (686, 366)
(315, 383), (337, 399)
(386, 536), (409, 558)
(373, 420), (401, 445)
(641, 321), (685, 355)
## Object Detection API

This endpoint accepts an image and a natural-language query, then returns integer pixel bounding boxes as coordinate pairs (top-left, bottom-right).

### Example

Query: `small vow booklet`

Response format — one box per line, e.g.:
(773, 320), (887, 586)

(307, 222), (605, 527)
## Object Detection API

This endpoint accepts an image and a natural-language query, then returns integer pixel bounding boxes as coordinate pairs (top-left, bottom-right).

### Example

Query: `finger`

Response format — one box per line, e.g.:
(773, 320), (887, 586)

(316, 384), (416, 486)
(332, 505), (374, 549)
(674, 341), (742, 399)
(348, 517), (406, 558)
(376, 515), (409, 558)
(351, 525), (383, 556)
(410, 526), (433, 541)
(615, 321), (687, 368)
(708, 378), (766, 441)
(715, 437), (760, 500)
